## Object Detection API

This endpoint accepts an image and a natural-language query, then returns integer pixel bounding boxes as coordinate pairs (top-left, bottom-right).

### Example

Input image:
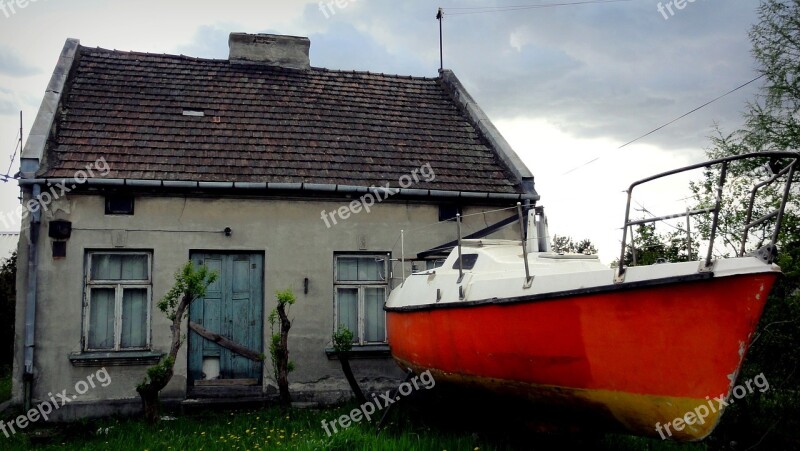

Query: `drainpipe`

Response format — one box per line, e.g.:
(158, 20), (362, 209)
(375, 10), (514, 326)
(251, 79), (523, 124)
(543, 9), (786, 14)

(17, 39), (80, 411)
(22, 184), (41, 411)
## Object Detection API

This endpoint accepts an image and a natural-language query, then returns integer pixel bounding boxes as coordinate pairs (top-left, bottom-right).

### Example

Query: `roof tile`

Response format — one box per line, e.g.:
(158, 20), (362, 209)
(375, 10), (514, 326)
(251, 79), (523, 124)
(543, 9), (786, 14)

(41, 46), (523, 194)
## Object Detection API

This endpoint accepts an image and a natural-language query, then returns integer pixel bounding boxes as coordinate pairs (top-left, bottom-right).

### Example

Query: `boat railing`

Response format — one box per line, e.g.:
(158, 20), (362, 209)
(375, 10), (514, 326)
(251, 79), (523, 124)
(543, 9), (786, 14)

(615, 151), (800, 282)
(448, 203), (536, 293)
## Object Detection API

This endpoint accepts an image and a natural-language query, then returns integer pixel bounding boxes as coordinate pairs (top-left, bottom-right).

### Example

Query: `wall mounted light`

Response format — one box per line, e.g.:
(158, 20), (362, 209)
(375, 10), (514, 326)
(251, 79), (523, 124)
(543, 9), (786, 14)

(224, 227), (232, 237)
(48, 220), (72, 240)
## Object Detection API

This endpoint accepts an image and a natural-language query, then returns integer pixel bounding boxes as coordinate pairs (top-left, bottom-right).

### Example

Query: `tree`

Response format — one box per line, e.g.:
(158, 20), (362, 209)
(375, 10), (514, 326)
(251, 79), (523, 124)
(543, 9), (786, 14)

(689, 0), (800, 254)
(687, 0), (800, 284)
(136, 261), (217, 423)
(690, 139), (795, 260)
(682, 1), (800, 446)
(269, 288), (296, 410)
(619, 223), (698, 267)
(691, 148), (800, 448)
(745, 0), (800, 152)
(550, 235), (598, 254)
(332, 324), (366, 404)
(0, 252), (16, 370)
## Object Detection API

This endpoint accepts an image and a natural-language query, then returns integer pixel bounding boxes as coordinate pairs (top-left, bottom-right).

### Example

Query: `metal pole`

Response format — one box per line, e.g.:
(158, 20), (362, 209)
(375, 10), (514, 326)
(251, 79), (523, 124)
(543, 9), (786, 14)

(22, 183), (41, 411)
(616, 190), (633, 280)
(686, 207), (692, 260)
(437, 8), (444, 71)
(387, 252), (393, 290)
(771, 161), (796, 247)
(705, 162), (728, 268)
(400, 230), (405, 281)
(456, 213), (463, 283)
(516, 203), (533, 288)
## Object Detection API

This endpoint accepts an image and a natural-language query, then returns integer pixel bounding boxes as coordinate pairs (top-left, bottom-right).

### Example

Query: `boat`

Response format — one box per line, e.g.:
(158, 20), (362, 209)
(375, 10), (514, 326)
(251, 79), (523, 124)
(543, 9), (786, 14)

(385, 151), (799, 441)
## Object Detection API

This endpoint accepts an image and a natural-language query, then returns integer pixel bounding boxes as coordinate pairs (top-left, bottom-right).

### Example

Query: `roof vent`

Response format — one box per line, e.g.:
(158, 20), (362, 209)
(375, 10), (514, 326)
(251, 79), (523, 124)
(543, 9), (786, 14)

(228, 33), (310, 70)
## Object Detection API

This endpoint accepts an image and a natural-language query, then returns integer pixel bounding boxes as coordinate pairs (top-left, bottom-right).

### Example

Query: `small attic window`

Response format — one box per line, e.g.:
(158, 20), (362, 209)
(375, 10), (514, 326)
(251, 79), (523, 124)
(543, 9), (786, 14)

(439, 205), (462, 222)
(182, 110), (205, 117)
(105, 194), (135, 215)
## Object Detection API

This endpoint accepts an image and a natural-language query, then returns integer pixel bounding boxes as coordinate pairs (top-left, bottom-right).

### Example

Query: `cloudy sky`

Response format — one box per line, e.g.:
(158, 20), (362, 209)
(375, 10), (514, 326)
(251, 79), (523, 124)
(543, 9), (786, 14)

(0, 0), (765, 262)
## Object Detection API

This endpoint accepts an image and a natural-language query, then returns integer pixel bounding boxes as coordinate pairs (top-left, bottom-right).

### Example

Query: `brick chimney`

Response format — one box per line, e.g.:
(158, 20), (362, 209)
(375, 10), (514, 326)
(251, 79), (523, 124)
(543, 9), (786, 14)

(228, 33), (310, 70)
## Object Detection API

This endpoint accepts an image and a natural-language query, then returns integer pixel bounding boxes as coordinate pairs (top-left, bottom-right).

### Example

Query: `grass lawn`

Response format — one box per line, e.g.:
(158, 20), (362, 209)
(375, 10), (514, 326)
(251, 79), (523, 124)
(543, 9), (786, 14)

(0, 382), (795, 449)
(0, 400), (708, 451)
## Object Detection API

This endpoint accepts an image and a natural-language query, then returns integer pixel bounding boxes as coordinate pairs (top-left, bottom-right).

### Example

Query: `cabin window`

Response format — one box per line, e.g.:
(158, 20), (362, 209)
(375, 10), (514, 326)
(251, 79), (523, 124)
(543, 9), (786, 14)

(333, 254), (388, 345)
(452, 254), (479, 270)
(83, 252), (152, 351)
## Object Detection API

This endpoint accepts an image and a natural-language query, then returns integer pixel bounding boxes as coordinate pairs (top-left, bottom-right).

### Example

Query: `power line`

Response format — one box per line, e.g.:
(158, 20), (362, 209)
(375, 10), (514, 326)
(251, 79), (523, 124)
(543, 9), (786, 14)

(445, 0), (634, 16)
(633, 200), (681, 231)
(562, 74), (766, 175)
(618, 74), (765, 149)
(1, 112), (21, 183)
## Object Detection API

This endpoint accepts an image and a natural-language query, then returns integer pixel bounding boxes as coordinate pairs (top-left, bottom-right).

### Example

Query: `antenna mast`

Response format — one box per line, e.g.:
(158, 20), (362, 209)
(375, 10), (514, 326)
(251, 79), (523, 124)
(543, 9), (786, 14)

(436, 7), (444, 71)
(2, 111), (22, 182)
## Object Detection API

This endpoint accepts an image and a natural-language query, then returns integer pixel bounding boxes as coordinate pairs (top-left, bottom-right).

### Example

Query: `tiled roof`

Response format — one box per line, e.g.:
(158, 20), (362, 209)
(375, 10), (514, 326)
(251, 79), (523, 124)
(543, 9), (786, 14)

(42, 46), (523, 194)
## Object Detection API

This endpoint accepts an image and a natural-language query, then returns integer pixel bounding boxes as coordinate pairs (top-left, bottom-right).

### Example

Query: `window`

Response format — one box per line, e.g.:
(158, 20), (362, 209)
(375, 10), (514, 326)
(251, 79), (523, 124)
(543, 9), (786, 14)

(105, 194), (135, 215)
(83, 252), (151, 351)
(439, 205), (462, 222)
(52, 241), (67, 258)
(425, 259), (446, 270)
(334, 255), (389, 345)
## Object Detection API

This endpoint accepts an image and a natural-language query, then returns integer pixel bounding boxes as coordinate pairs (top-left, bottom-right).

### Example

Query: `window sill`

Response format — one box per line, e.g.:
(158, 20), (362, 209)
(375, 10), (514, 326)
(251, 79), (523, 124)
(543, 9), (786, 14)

(69, 350), (163, 367)
(325, 344), (392, 360)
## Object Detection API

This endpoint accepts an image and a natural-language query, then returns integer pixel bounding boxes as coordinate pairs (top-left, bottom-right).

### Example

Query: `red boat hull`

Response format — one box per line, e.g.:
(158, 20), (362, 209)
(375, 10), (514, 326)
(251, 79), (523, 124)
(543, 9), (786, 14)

(386, 273), (776, 440)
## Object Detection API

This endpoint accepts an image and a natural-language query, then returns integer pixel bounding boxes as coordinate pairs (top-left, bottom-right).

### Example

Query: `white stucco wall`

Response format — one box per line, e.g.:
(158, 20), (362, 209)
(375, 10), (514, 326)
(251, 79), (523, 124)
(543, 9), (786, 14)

(12, 190), (522, 414)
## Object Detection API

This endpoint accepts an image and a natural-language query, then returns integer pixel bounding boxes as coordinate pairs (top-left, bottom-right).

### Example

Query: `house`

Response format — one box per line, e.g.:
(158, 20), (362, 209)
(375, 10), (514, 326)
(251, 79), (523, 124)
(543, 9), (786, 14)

(0, 232), (19, 260)
(11, 33), (538, 419)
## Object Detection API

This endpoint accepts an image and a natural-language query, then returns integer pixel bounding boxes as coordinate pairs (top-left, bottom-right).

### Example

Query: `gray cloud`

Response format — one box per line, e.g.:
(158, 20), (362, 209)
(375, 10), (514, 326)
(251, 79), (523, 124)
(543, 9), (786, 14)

(309, 22), (431, 75)
(172, 24), (232, 59)
(434, 1), (760, 150)
(300, 0), (761, 151)
(177, 0), (763, 153)
(0, 47), (39, 77)
(0, 86), (21, 115)
(0, 100), (16, 115)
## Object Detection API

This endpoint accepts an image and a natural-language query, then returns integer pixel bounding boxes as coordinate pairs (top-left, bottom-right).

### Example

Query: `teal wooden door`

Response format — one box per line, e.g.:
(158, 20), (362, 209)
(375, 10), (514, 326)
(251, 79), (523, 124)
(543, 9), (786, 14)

(188, 253), (264, 383)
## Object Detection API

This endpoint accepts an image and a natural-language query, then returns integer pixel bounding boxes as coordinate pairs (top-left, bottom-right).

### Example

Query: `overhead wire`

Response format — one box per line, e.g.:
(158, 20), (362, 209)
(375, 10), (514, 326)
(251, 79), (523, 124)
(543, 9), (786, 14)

(445, 0), (634, 16)
(1, 129), (21, 182)
(561, 74), (767, 176)
(389, 204), (525, 264)
(438, 2), (755, 178)
(617, 74), (766, 150)
(632, 200), (682, 231)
